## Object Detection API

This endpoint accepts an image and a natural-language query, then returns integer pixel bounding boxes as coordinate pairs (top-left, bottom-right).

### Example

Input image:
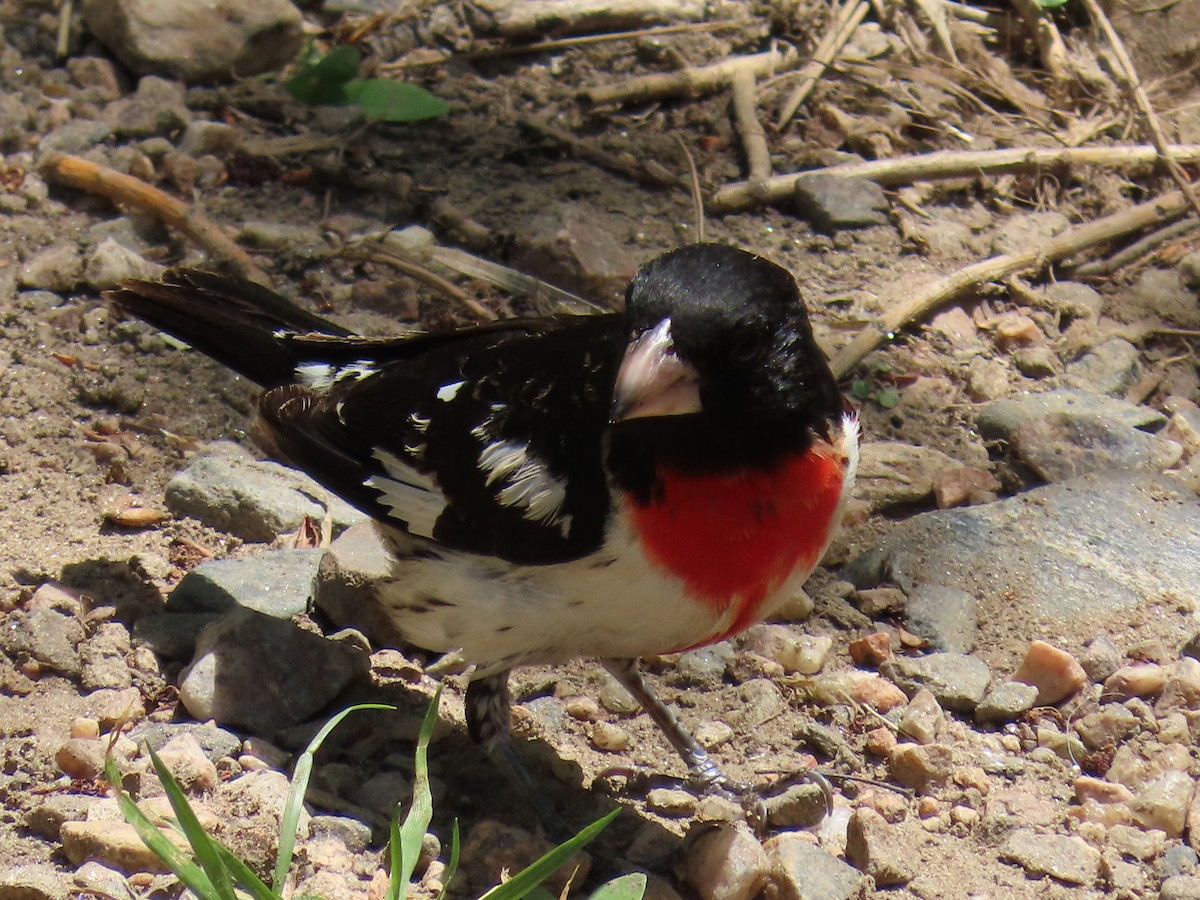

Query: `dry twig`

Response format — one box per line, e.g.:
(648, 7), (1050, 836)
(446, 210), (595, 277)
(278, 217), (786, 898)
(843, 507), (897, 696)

(828, 184), (1195, 378)
(776, 0), (870, 129)
(731, 69), (771, 183)
(583, 47), (796, 107)
(41, 151), (270, 284)
(1070, 217), (1200, 277)
(1079, 0), (1200, 218)
(1008, 0), (1069, 80)
(711, 143), (1200, 213)
(517, 117), (679, 187)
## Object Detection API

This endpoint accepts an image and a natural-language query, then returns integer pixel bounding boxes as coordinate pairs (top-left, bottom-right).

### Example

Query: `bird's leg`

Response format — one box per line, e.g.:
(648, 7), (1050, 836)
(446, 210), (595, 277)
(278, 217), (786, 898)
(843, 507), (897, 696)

(465, 672), (569, 840)
(601, 657), (746, 794)
(602, 658), (834, 830)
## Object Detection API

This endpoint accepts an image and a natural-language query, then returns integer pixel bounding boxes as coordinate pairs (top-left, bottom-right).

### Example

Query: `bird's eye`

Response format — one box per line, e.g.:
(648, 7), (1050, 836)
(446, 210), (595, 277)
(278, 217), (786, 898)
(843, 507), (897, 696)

(730, 332), (766, 362)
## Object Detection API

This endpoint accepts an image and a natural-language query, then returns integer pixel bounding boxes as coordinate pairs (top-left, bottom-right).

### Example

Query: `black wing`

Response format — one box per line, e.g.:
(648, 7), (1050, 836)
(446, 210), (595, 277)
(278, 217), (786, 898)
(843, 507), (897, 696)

(110, 270), (625, 564)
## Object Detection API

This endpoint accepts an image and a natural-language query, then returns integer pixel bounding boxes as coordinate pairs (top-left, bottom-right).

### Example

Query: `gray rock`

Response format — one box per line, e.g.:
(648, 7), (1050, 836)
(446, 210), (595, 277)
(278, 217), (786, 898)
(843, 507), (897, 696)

(848, 473), (1200, 623)
(0, 863), (69, 900)
(1161, 875), (1200, 900)
(974, 681), (1038, 723)
(80, 0), (304, 83)
(764, 782), (827, 829)
(879, 653), (991, 712)
(178, 609), (370, 734)
(1013, 411), (1181, 483)
(308, 815), (373, 852)
(104, 75), (192, 138)
(676, 644), (733, 687)
(167, 549), (327, 618)
(80, 622), (134, 691)
(767, 833), (873, 900)
(39, 119), (114, 154)
(905, 583), (977, 653)
(1010, 346), (1059, 379)
(23, 792), (95, 839)
(132, 612), (222, 659)
(1064, 338), (1142, 396)
(84, 238), (162, 290)
(0, 608), (84, 677)
(18, 245), (84, 293)
(1159, 845), (1200, 880)
(976, 389), (1166, 441)
(1000, 829), (1100, 884)
(845, 807), (915, 885)
(854, 441), (964, 512)
(508, 202), (640, 304)
(72, 862), (134, 900)
(165, 450), (366, 542)
(1079, 634), (1123, 682)
(127, 721), (243, 762)
(794, 174), (888, 231)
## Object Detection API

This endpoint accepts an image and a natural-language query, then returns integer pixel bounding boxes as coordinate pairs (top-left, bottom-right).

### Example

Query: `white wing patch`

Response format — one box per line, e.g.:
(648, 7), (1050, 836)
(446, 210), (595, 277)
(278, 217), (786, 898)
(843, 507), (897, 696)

(295, 359), (378, 394)
(436, 380), (464, 402)
(478, 440), (571, 535)
(364, 448), (444, 538)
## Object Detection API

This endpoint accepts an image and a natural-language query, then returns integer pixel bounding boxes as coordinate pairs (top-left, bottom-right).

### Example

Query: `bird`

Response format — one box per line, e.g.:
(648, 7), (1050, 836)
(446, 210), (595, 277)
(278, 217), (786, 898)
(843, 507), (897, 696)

(108, 242), (859, 828)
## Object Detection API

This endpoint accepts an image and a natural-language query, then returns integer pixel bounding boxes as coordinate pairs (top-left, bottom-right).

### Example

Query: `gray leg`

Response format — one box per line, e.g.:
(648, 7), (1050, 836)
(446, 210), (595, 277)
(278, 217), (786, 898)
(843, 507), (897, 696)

(601, 657), (743, 792)
(465, 672), (569, 839)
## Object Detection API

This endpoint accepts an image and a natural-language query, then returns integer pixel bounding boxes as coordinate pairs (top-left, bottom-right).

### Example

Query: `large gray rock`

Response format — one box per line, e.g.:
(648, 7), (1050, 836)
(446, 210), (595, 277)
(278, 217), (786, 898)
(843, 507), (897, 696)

(167, 549), (327, 618)
(847, 472), (1200, 622)
(165, 448), (366, 543)
(81, 0), (303, 83)
(976, 389), (1166, 441)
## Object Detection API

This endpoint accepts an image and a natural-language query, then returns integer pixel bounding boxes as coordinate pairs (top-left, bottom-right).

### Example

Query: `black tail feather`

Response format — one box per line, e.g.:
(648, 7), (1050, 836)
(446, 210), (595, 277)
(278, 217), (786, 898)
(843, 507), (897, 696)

(106, 270), (353, 388)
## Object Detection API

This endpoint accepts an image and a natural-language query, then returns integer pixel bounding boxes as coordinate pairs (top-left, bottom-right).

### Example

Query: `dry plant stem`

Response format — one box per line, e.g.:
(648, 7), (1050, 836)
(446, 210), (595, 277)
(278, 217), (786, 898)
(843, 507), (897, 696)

(55, 0), (72, 60)
(41, 151), (270, 284)
(1070, 217), (1200, 277)
(1079, 0), (1200, 218)
(349, 243), (497, 321)
(710, 143), (1200, 212)
(457, 21), (740, 61)
(776, 0), (870, 129)
(470, 0), (709, 39)
(1008, 0), (1068, 80)
(828, 186), (1194, 379)
(517, 117), (679, 187)
(731, 69), (771, 182)
(674, 134), (705, 243)
(583, 48), (796, 107)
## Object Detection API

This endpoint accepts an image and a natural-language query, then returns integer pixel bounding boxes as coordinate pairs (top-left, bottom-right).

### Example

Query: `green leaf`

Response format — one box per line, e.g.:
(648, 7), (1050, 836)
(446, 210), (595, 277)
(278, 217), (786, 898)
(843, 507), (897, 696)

(1034, 0), (1070, 7)
(274, 703), (395, 890)
(105, 756), (218, 898)
(589, 873), (648, 900)
(287, 45), (361, 105)
(390, 687), (442, 898)
(850, 379), (872, 400)
(341, 79), (450, 122)
(875, 386), (901, 409)
(147, 746), (238, 900)
(479, 808), (621, 900)
(434, 819), (460, 900)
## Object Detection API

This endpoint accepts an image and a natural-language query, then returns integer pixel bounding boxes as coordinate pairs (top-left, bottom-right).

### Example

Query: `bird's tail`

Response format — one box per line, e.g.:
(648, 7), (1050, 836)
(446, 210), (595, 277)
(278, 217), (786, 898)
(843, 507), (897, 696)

(106, 269), (354, 388)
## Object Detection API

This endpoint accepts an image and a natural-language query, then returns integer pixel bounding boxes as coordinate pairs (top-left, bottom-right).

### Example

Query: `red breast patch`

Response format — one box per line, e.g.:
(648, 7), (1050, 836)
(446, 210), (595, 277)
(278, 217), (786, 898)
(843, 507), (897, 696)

(628, 447), (845, 642)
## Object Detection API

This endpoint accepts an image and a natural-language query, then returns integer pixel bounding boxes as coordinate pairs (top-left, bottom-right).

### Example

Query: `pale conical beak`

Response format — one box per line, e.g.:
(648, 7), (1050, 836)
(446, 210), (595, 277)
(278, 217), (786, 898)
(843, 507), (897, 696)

(611, 318), (702, 422)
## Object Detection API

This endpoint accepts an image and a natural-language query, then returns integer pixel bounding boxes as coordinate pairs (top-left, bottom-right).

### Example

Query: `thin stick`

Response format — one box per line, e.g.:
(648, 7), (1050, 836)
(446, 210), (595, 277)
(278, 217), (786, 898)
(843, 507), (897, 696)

(342, 241), (498, 321)
(674, 135), (705, 243)
(731, 69), (771, 182)
(828, 185), (1194, 378)
(517, 117), (679, 187)
(56, 0), (73, 60)
(776, 0), (870, 130)
(1070, 217), (1200, 276)
(710, 143), (1200, 213)
(40, 151), (270, 284)
(1008, 0), (1068, 80)
(1079, 0), (1200, 218)
(583, 47), (796, 107)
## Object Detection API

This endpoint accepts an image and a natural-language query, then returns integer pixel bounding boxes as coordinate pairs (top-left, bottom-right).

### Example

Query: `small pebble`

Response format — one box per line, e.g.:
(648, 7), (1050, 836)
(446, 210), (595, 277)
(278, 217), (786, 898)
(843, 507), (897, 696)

(898, 689), (943, 745)
(685, 822), (770, 900)
(591, 722), (631, 752)
(695, 720), (734, 750)
(1011, 639), (1088, 704)
(849, 632), (892, 667)
(564, 696), (601, 721)
(646, 788), (697, 817)
(1079, 635), (1123, 683)
(1104, 663), (1166, 700)
(864, 726), (897, 757)
(597, 678), (640, 715)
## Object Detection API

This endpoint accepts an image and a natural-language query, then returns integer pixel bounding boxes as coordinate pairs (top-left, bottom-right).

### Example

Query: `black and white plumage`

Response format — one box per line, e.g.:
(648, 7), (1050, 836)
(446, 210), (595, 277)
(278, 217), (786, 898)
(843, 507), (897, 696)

(110, 244), (859, 825)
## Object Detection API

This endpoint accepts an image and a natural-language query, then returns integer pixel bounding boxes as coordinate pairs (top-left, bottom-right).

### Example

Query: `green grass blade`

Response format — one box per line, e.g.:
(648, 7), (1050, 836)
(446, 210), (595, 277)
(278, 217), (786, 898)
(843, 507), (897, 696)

(273, 703), (395, 891)
(210, 842), (278, 900)
(589, 873), (647, 900)
(104, 756), (218, 897)
(340, 80), (450, 122)
(390, 687), (442, 894)
(286, 44), (360, 105)
(147, 746), (237, 900)
(433, 818), (460, 900)
(479, 808), (621, 900)
(386, 804), (404, 900)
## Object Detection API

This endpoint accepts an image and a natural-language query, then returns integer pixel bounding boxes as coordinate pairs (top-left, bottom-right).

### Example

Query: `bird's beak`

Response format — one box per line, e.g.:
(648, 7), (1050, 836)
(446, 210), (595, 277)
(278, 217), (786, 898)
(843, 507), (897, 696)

(611, 318), (701, 422)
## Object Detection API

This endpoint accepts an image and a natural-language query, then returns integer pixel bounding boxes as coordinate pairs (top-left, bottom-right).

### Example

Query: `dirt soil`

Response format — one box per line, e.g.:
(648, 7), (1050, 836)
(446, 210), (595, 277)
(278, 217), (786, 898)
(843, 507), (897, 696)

(2, 1), (1200, 898)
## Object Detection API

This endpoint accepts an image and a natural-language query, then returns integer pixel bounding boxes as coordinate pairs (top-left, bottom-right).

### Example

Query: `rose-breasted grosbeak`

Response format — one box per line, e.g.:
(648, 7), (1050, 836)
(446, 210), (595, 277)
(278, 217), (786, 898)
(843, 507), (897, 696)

(110, 243), (858, 825)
